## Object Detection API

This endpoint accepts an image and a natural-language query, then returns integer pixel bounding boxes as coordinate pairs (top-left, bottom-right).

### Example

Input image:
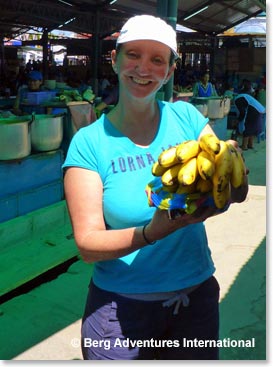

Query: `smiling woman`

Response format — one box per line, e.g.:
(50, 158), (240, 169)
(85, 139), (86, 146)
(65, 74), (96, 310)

(111, 40), (175, 111)
(62, 14), (248, 361)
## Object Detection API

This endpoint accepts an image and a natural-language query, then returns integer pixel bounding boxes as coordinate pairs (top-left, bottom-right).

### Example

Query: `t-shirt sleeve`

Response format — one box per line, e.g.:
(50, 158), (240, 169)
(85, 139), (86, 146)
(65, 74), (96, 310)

(62, 125), (99, 172)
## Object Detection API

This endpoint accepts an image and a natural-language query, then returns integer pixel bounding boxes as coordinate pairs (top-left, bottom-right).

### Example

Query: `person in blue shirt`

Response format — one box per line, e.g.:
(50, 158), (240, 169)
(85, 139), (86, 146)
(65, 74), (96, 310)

(62, 15), (248, 361)
(192, 71), (218, 97)
(13, 70), (46, 115)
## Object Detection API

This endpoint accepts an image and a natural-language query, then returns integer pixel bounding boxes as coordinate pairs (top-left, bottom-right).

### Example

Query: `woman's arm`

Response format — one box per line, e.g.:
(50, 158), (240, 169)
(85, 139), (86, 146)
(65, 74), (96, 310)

(64, 167), (149, 263)
(192, 82), (199, 97)
(64, 165), (222, 263)
(211, 83), (218, 96)
(234, 97), (247, 121)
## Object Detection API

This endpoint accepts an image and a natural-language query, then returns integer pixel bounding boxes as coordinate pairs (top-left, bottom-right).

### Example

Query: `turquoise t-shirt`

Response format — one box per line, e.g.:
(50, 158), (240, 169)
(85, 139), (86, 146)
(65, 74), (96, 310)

(63, 100), (215, 293)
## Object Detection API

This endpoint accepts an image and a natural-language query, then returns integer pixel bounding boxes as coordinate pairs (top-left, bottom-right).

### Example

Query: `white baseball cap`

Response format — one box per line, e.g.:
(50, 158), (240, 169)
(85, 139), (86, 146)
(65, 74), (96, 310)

(116, 15), (179, 59)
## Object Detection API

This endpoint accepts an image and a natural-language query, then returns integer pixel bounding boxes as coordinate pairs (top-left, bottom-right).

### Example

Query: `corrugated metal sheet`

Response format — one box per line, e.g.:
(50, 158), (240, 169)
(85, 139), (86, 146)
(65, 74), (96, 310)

(0, 0), (266, 40)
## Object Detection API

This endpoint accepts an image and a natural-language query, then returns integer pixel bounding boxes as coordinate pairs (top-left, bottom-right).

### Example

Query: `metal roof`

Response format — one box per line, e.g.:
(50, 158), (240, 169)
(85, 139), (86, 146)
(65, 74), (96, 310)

(0, 0), (266, 41)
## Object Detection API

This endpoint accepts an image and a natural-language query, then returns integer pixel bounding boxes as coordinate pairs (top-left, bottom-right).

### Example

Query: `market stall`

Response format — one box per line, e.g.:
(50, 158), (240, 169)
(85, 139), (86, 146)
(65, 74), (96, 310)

(0, 88), (97, 224)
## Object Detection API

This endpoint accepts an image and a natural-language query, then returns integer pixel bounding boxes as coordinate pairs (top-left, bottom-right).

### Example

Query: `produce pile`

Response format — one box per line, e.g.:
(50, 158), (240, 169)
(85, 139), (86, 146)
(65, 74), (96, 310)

(57, 87), (95, 103)
(146, 134), (245, 214)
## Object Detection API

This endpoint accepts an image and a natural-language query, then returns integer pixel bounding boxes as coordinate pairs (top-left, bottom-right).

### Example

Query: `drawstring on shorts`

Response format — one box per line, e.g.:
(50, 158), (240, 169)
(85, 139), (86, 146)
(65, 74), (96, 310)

(118, 283), (201, 315)
(162, 292), (190, 315)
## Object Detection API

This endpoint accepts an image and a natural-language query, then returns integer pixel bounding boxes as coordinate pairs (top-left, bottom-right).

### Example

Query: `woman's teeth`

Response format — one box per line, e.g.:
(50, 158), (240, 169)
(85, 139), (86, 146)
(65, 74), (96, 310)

(132, 78), (150, 85)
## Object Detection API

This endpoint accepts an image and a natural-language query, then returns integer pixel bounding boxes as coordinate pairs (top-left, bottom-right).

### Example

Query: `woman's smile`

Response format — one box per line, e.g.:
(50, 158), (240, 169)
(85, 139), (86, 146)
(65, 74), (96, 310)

(131, 77), (151, 85)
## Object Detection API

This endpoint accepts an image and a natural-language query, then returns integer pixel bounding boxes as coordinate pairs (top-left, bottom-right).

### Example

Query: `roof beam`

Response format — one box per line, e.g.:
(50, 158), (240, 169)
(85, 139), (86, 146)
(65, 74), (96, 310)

(0, 0), (125, 35)
(251, 0), (266, 11)
(218, 9), (265, 34)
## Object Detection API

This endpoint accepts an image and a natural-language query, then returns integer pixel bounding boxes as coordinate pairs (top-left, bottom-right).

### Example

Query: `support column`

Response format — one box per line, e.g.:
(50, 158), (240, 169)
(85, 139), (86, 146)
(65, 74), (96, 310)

(156, 0), (168, 101)
(210, 35), (216, 78)
(42, 29), (49, 80)
(91, 9), (100, 95)
(157, 0), (168, 16)
(165, 0), (178, 102)
(156, 0), (178, 102)
(0, 35), (5, 80)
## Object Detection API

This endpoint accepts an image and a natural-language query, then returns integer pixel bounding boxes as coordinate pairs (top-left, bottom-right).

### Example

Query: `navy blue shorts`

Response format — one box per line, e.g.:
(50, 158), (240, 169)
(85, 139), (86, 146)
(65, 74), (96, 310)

(81, 276), (220, 360)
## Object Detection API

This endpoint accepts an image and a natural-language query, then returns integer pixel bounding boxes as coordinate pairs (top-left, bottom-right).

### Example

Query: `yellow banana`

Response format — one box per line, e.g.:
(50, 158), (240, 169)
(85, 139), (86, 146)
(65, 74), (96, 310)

(196, 177), (213, 193)
(213, 183), (231, 209)
(152, 161), (168, 176)
(199, 134), (221, 156)
(177, 157), (199, 185)
(161, 163), (182, 186)
(176, 182), (197, 195)
(176, 140), (200, 163)
(227, 143), (246, 188)
(197, 150), (215, 180)
(212, 140), (233, 192)
(158, 146), (180, 168)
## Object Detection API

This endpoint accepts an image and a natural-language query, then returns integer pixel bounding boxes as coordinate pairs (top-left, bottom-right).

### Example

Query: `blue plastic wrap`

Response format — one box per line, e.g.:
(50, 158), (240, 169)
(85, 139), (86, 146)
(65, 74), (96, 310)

(145, 177), (230, 214)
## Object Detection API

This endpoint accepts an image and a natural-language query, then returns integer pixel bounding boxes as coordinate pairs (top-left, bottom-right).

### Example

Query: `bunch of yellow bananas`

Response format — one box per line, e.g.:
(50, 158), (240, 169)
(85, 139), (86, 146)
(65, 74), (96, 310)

(151, 134), (246, 210)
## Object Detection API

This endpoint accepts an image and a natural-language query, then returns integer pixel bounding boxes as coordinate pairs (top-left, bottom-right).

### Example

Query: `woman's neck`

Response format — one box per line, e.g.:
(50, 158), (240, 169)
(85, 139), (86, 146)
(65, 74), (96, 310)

(107, 99), (160, 146)
(201, 81), (208, 87)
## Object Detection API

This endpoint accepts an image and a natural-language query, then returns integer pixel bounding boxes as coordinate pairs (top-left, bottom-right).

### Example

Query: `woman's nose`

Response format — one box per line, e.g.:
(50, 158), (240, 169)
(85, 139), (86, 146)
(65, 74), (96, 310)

(135, 59), (150, 75)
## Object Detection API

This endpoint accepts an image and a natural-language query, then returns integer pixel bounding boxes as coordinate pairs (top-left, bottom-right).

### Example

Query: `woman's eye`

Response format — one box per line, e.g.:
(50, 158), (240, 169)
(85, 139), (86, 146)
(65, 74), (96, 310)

(153, 57), (164, 65)
(127, 52), (138, 59)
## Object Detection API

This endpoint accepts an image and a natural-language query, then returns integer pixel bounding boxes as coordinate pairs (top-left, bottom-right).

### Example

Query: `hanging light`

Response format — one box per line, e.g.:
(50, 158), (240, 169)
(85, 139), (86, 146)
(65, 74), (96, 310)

(183, 6), (209, 21)
(57, 0), (73, 6)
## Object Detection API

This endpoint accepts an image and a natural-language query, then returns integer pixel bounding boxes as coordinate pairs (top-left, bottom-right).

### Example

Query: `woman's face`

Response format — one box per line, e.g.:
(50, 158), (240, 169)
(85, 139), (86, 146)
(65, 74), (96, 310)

(28, 79), (42, 91)
(202, 73), (210, 84)
(112, 40), (175, 99)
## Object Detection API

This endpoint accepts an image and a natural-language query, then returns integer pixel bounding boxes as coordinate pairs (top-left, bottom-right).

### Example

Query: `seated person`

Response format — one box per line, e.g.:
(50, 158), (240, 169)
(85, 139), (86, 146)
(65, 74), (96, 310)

(13, 70), (46, 115)
(192, 71), (218, 97)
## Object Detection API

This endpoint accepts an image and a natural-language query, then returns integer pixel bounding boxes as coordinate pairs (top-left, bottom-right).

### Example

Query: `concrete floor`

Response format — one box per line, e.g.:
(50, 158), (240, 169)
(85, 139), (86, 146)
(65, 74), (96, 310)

(0, 138), (266, 362)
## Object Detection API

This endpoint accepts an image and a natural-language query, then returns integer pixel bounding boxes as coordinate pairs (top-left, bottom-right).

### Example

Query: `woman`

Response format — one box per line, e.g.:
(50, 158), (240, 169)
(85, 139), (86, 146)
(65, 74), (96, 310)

(63, 15), (248, 360)
(13, 70), (45, 115)
(234, 93), (265, 150)
(192, 71), (218, 98)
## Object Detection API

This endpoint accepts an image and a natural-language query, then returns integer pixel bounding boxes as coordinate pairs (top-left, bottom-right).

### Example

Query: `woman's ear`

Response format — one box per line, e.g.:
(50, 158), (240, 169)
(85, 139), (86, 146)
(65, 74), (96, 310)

(164, 64), (176, 84)
(111, 49), (118, 74)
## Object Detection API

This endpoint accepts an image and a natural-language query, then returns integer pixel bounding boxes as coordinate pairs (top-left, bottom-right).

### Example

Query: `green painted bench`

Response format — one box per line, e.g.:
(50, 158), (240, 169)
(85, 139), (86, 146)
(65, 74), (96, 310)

(0, 200), (79, 297)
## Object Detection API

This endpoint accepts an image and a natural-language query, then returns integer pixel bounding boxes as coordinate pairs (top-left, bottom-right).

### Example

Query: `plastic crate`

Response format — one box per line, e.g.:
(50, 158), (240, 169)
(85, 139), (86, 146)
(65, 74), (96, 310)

(26, 91), (56, 105)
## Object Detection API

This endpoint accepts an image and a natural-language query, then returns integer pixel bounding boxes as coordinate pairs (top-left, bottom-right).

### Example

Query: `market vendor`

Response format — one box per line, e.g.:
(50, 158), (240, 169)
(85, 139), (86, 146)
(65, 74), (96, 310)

(192, 71), (218, 97)
(13, 70), (46, 115)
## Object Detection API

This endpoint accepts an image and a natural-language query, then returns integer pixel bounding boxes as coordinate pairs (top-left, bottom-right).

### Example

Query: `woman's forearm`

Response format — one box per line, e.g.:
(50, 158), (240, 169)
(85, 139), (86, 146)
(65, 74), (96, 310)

(75, 226), (151, 263)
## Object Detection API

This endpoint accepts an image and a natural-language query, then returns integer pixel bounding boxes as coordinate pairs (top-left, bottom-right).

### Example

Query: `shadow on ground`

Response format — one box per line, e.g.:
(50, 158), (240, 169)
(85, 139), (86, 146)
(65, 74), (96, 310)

(219, 237), (266, 360)
(0, 260), (93, 360)
(0, 239), (266, 360)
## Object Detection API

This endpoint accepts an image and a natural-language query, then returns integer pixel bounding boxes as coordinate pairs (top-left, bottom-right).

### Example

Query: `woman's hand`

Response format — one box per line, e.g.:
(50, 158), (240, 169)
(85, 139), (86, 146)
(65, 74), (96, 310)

(144, 139), (249, 243)
(226, 139), (249, 203)
(143, 205), (218, 243)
